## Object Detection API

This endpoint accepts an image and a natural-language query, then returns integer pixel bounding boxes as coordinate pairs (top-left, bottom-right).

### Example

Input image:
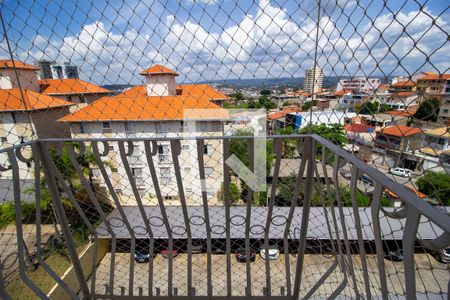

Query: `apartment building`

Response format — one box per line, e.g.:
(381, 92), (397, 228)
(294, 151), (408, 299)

(336, 77), (381, 93)
(304, 67), (323, 93)
(37, 60), (80, 79)
(59, 65), (228, 205)
(416, 73), (450, 122)
(39, 78), (111, 104)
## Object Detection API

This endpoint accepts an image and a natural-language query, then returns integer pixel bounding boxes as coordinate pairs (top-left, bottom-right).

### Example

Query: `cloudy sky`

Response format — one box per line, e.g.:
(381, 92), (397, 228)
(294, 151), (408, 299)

(1, 0), (449, 85)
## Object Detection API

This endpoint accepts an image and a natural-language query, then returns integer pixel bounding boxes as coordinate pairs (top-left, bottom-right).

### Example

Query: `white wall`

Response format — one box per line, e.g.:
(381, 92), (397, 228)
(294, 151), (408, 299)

(0, 69), (39, 92)
(145, 75), (177, 96)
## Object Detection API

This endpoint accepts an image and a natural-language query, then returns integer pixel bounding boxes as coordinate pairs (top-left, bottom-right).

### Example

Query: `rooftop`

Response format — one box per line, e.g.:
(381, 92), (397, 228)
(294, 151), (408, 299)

(391, 80), (416, 87)
(0, 59), (39, 71)
(418, 73), (450, 80)
(267, 107), (302, 120)
(0, 89), (73, 111)
(424, 127), (450, 138)
(378, 125), (423, 137)
(139, 64), (179, 76)
(39, 78), (110, 95)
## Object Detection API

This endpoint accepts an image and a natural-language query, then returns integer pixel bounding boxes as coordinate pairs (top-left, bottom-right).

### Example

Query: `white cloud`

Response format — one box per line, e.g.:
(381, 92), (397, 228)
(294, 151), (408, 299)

(20, 0), (450, 84)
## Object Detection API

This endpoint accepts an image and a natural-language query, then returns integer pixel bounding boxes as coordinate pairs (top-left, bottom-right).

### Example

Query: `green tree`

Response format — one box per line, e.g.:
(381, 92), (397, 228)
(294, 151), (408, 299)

(276, 126), (297, 158)
(218, 182), (240, 204)
(229, 91), (244, 101)
(414, 98), (440, 122)
(260, 89), (272, 97)
(302, 101), (313, 110)
(417, 171), (450, 205)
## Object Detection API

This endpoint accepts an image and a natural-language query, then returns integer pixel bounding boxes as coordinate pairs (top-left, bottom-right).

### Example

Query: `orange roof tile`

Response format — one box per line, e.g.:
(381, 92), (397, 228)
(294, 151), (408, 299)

(139, 64), (179, 76)
(334, 90), (352, 96)
(39, 79), (110, 95)
(119, 84), (227, 101)
(379, 125), (422, 137)
(391, 80), (415, 87)
(0, 60), (40, 71)
(59, 95), (227, 122)
(391, 91), (415, 97)
(267, 107), (302, 120)
(418, 74), (450, 80)
(0, 89), (73, 111)
(385, 110), (413, 117)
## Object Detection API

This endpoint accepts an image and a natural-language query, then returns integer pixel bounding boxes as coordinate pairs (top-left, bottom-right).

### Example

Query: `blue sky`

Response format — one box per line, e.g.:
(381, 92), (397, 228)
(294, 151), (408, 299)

(1, 0), (449, 85)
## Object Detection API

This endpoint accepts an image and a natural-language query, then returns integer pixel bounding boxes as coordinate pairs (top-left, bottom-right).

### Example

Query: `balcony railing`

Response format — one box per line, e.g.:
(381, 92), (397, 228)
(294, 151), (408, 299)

(0, 135), (449, 299)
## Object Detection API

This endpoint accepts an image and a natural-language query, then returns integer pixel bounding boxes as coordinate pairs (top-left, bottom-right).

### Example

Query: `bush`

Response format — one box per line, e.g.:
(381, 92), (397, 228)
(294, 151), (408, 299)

(218, 182), (240, 204)
(417, 171), (450, 205)
(0, 201), (37, 228)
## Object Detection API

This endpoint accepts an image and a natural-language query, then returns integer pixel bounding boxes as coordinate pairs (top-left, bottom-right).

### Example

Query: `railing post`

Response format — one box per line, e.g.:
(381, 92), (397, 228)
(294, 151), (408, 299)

(403, 205), (421, 300)
(293, 136), (316, 299)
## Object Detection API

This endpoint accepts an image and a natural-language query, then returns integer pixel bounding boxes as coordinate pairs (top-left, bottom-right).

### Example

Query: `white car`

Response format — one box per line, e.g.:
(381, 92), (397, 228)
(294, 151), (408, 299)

(259, 246), (280, 260)
(389, 167), (411, 178)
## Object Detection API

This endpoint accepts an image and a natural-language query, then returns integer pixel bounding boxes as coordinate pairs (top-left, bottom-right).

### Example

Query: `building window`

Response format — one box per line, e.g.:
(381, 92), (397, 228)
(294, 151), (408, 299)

(108, 145), (114, 151)
(132, 168), (143, 186)
(204, 144), (213, 155)
(79, 95), (86, 103)
(1, 137), (7, 143)
(160, 167), (171, 184)
(66, 95), (72, 101)
(204, 167), (213, 177)
(102, 122), (111, 129)
(79, 123), (86, 133)
(185, 187), (193, 193)
(158, 144), (170, 163)
(184, 167), (191, 174)
(124, 121), (135, 132)
(138, 188), (146, 197)
(182, 144), (190, 151)
(444, 109), (449, 114)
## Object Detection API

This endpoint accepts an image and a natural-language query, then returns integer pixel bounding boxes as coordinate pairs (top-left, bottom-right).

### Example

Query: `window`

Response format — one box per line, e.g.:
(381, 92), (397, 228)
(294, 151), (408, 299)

(160, 167), (171, 184)
(102, 122), (111, 129)
(204, 144), (213, 155)
(79, 123), (86, 133)
(124, 121), (135, 132)
(66, 95), (72, 101)
(185, 187), (193, 193)
(132, 168), (143, 185)
(1, 137), (7, 143)
(158, 144), (170, 163)
(108, 145), (114, 151)
(204, 167), (213, 177)
(138, 188), (146, 197)
(79, 95), (86, 103)
(115, 188), (122, 194)
(444, 109), (449, 114)
(182, 144), (190, 151)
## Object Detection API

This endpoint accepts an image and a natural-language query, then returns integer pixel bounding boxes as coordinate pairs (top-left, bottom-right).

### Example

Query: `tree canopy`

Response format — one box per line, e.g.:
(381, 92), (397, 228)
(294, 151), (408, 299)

(417, 171), (450, 206)
(414, 98), (440, 122)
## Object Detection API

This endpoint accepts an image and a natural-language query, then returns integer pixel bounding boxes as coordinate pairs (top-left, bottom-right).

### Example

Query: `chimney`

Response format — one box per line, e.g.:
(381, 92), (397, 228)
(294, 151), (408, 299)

(139, 64), (179, 96)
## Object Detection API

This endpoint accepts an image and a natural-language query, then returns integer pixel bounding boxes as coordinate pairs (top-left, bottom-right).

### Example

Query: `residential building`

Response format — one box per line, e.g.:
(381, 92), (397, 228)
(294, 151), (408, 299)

(385, 92), (418, 110)
(421, 127), (450, 153)
(0, 60), (40, 92)
(416, 73), (450, 97)
(389, 80), (416, 93)
(286, 111), (356, 131)
(374, 125), (423, 152)
(304, 67), (323, 93)
(39, 78), (111, 104)
(37, 60), (80, 79)
(266, 106), (302, 133)
(59, 64), (228, 205)
(336, 91), (368, 110)
(336, 77), (381, 93)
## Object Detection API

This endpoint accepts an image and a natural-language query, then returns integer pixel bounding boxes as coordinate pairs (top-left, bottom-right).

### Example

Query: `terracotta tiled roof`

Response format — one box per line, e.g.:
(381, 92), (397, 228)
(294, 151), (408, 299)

(379, 125), (422, 137)
(385, 110), (414, 117)
(39, 79), (110, 95)
(139, 65), (179, 76)
(334, 89), (352, 96)
(391, 91), (416, 97)
(344, 124), (374, 133)
(0, 60), (39, 70)
(418, 74), (450, 80)
(267, 107), (302, 120)
(120, 84), (227, 101)
(391, 80), (416, 87)
(59, 95), (227, 122)
(0, 89), (73, 111)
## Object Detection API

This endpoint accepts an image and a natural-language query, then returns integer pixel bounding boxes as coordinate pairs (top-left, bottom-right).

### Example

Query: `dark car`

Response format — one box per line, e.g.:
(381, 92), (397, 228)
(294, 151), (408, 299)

(134, 249), (153, 263)
(235, 248), (256, 262)
(161, 248), (179, 259)
(384, 249), (404, 262)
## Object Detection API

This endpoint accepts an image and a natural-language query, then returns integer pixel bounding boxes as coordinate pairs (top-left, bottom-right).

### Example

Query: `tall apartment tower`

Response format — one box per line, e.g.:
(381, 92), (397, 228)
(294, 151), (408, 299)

(304, 67), (323, 93)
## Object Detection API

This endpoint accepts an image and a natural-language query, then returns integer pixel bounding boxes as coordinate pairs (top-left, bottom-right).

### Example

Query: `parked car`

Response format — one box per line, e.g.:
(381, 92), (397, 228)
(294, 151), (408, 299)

(161, 248), (179, 259)
(359, 175), (375, 186)
(235, 248), (256, 262)
(384, 249), (404, 262)
(259, 246), (280, 260)
(134, 248), (153, 263)
(389, 167), (411, 178)
(428, 247), (450, 263)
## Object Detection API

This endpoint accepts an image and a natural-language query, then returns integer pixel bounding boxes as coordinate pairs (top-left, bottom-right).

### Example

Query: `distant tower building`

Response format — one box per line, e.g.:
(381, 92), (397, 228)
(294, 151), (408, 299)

(63, 62), (79, 79)
(304, 67), (323, 93)
(38, 60), (55, 79)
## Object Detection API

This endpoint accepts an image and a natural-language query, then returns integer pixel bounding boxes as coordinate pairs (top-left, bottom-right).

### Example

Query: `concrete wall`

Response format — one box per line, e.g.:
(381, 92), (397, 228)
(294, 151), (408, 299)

(31, 107), (72, 138)
(47, 240), (109, 300)
(0, 69), (40, 91)
(145, 75), (177, 96)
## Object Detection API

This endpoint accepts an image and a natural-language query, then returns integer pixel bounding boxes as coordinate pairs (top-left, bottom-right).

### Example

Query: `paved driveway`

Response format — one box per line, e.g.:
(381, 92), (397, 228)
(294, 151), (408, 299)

(90, 252), (449, 297)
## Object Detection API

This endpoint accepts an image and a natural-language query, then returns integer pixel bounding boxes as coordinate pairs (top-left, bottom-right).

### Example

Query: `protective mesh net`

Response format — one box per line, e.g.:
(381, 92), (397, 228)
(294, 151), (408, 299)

(0, 0), (449, 299)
